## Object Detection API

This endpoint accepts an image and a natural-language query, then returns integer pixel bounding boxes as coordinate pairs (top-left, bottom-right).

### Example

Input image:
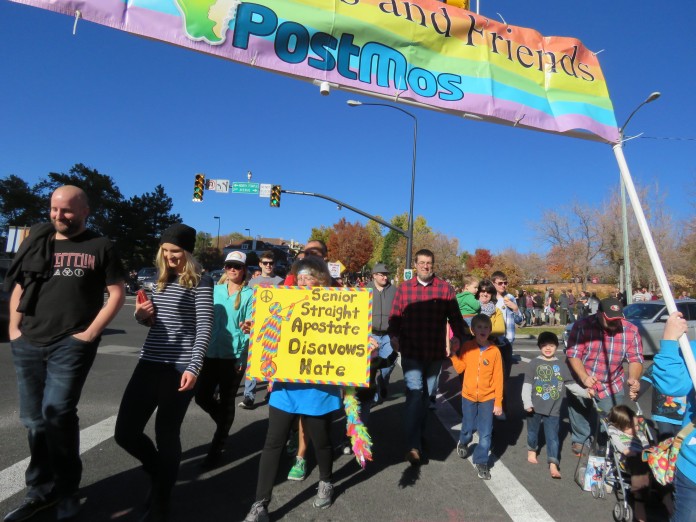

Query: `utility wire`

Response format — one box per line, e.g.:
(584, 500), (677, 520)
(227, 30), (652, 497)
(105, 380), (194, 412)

(641, 135), (696, 142)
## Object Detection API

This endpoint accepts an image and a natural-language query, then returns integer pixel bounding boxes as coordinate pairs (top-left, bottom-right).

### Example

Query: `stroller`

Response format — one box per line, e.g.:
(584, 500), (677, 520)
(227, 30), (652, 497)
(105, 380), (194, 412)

(583, 399), (655, 522)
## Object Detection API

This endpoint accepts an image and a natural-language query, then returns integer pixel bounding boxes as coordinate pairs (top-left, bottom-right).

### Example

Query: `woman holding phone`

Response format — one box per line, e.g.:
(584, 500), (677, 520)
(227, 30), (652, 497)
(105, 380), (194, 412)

(114, 224), (213, 522)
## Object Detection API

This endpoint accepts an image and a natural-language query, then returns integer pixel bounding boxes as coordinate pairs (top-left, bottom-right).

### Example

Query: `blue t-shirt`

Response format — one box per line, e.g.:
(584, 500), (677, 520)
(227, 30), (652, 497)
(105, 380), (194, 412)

(269, 382), (342, 416)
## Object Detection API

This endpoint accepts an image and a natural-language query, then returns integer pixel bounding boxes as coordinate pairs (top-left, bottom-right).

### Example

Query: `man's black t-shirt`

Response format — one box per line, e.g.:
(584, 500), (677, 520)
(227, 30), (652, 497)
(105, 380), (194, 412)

(21, 229), (125, 346)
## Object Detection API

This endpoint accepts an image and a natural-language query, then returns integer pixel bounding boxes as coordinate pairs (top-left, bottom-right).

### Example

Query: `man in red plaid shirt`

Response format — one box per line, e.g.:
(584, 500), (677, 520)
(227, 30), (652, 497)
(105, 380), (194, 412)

(566, 297), (644, 455)
(388, 249), (468, 465)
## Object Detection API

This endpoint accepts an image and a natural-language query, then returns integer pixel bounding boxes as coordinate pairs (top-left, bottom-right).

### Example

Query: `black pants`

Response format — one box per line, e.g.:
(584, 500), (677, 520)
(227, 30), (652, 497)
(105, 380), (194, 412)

(255, 406), (333, 502)
(194, 357), (246, 442)
(114, 360), (194, 501)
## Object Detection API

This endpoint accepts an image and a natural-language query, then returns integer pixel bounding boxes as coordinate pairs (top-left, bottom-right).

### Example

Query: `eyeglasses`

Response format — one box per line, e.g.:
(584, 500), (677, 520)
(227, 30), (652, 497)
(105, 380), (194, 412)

(260, 261), (274, 266)
(225, 264), (244, 270)
(494, 281), (508, 285)
(416, 261), (433, 267)
(479, 290), (491, 294)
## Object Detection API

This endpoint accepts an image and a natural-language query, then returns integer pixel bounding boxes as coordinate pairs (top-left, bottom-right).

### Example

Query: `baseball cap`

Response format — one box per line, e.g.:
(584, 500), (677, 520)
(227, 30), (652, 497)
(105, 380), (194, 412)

(372, 262), (390, 275)
(599, 297), (624, 321)
(224, 251), (247, 266)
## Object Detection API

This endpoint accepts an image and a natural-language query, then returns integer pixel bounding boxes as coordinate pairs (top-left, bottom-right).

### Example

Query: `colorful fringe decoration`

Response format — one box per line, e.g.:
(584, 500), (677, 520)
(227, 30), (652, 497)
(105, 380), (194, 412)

(343, 387), (373, 468)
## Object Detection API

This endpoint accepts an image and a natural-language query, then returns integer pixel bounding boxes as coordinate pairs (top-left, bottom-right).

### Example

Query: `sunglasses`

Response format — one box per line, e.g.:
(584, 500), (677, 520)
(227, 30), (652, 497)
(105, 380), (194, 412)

(479, 290), (491, 294)
(495, 281), (508, 285)
(225, 264), (244, 270)
(260, 261), (274, 266)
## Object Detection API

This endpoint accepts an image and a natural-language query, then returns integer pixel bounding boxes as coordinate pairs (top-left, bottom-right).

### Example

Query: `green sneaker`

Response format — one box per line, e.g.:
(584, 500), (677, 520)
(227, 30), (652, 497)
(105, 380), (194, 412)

(287, 457), (306, 481)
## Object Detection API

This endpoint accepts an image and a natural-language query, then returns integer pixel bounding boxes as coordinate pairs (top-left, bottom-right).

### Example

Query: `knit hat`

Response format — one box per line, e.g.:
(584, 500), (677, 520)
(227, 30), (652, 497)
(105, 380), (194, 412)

(537, 331), (559, 347)
(160, 223), (196, 253)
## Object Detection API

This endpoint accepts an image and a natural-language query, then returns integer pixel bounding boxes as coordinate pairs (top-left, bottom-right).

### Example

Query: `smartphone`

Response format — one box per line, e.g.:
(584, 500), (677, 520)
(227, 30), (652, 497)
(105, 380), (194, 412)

(136, 289), (149, 304)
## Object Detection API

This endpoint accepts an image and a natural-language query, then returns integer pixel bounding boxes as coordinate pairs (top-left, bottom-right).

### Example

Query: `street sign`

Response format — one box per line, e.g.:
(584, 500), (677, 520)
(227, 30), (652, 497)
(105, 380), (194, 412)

(215, 179), (230, 193)
(403, 269), (414, 281)
(205, 179), (217, 191)
(328, 260), (346, 278)
(231, 181), (259, 194)
(259, 183), (271, 198)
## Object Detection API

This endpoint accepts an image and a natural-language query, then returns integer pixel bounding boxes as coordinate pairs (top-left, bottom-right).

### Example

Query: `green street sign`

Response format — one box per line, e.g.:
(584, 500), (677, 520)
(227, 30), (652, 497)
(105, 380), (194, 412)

(231, 182), (260, 194)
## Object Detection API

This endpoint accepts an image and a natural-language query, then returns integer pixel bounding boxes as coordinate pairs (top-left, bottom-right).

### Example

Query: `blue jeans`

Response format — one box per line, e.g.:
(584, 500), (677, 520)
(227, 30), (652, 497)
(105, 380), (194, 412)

(673, 467), (696, 522)
(11, 334), (100, 499)
(373, 334), (396, 402)
(244, 376), (257, 401)
(401, 356), (442, 452)
(567, 390), (624, 446)
(526, 413), (560, 465)
(460, 398), (494, 465)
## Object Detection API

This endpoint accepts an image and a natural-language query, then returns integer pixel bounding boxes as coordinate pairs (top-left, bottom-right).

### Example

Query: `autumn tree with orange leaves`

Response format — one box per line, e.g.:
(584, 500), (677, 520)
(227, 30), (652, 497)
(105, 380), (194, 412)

(326, 218), (374, 273)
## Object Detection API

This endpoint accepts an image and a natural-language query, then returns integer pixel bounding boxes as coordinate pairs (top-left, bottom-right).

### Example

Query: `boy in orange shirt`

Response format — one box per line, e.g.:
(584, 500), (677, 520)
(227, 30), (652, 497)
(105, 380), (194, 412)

(450, 313), (503, 480)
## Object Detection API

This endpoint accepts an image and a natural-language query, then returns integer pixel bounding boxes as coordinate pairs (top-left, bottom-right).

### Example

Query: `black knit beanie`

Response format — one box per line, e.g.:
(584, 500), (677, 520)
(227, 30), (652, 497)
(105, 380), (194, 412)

(160, 223), (196, 253)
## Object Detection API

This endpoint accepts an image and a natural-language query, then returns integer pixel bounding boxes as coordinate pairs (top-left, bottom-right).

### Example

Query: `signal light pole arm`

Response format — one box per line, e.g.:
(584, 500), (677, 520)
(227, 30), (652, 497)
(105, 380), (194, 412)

(280, 189), (409, 238)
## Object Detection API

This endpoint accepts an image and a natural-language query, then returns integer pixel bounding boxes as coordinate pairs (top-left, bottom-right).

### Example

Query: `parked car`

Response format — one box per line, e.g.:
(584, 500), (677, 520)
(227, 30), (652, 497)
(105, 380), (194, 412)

(563, 299), (696, 356)
(140, 275), (158, 293)
(137, 267), (157, 282)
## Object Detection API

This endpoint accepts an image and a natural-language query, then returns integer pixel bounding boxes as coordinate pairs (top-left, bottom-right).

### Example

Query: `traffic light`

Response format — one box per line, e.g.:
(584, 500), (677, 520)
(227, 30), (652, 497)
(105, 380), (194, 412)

(193, 173), (205, 202)
(270, 185), (281, 207)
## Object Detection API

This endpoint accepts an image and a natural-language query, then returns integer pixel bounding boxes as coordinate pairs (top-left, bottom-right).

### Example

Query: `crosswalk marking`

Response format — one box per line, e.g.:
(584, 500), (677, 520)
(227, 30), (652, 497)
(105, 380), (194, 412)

(434, 393), (555, 522)
(0, 416), (117, 503)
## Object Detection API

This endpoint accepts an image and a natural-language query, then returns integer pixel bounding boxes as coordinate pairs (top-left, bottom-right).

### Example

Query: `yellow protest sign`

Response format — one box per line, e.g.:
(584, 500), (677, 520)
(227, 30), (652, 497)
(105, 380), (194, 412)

(247, 286), (373, 387)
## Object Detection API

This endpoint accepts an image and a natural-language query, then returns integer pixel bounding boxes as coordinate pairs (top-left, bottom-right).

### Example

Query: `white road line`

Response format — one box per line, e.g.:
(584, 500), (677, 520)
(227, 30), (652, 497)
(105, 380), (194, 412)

(0, 416), (117, 503)
(434, 393), (555, 522)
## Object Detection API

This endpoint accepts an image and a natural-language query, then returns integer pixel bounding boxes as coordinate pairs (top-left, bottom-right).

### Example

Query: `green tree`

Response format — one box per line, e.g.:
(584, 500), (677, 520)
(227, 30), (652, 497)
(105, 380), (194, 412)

(0, 175), (47, 229)
(44, 163), (124, 239)
(118, 185), (182, 269)
(308, 226), (331, 245)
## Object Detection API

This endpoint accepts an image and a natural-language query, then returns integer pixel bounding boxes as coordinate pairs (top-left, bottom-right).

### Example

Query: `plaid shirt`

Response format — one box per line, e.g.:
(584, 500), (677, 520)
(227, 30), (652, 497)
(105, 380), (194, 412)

(566, 315), (644, 399)
(388, 276), (467, 361)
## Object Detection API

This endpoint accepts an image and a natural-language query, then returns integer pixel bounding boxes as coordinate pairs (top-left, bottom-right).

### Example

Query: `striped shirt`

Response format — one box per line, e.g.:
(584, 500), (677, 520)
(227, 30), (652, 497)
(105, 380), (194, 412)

(566, 315), (643, 399)
(139, 273), (214, 375)
(496, 293), (524, 343)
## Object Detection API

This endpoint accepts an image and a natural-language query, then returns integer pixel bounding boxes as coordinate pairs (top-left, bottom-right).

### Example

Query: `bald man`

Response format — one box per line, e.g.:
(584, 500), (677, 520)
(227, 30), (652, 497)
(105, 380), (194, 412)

(4, 186), (125, 522)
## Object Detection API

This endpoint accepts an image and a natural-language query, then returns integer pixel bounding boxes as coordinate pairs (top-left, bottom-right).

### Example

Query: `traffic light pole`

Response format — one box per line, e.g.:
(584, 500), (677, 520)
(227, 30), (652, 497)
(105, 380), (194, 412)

(281, 189), (409, 238)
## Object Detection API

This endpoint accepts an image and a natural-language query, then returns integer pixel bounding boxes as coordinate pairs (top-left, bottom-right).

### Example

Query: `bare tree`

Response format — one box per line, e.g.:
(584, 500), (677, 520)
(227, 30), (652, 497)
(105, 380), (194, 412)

(536, 203), (604, 291)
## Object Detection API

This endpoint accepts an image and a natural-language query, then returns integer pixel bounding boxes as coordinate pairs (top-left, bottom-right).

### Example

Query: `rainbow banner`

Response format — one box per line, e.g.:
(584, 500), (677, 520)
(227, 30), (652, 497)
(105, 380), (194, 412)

(247, 285), (373, 386)
(10, 0), (619, 142)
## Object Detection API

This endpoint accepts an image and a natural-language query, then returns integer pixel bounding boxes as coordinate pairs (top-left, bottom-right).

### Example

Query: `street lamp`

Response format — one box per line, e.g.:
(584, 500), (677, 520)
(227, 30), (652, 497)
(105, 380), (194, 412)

(213, 216), (221, 250)
(618, 91), (661, 304)
(347, 99), (417, 269)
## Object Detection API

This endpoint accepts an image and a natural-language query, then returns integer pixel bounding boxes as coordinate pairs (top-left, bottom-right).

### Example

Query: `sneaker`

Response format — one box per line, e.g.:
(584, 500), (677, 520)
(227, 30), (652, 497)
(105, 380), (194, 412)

(342, 441), (352, 455)
(244, 500), (269, 522)
(238, 397), (254, 409)
(312, 480), (333, 509)
(406, 448), (421, 466)
(4, 495), (59, 522)
(456, 442), (468, 459)
(476, 464), (491, 480)
(287, 457), (306, 481)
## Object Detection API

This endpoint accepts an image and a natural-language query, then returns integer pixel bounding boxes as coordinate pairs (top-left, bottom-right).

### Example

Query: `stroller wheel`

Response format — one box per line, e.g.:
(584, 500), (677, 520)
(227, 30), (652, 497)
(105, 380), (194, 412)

(613, 502), (632, 522)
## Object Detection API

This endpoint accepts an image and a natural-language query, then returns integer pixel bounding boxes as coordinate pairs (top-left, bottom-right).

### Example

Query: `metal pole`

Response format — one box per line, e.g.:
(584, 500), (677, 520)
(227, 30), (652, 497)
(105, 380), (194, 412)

(613, 144), (696, 390)
(347, 101), (417, 269)
(618, 92), (660, 304)
(214, 216), (221, 250)
(620, 181), (632, 303)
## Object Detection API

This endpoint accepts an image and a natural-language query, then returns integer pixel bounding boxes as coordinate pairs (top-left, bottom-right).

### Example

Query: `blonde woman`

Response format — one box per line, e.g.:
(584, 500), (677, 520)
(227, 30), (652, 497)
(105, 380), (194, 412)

(115, 224), (213, 522)
(195, 251), (253, 466)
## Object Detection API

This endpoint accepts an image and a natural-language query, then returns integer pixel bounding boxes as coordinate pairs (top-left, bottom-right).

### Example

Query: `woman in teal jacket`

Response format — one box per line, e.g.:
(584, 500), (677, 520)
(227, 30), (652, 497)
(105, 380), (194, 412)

(652, 311), (696, 522)
(194, 251), (254, 465)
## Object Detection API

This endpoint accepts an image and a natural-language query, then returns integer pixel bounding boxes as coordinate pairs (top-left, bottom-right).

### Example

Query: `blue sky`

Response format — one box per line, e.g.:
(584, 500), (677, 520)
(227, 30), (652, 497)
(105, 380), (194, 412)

(1, 1), (694, 254)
